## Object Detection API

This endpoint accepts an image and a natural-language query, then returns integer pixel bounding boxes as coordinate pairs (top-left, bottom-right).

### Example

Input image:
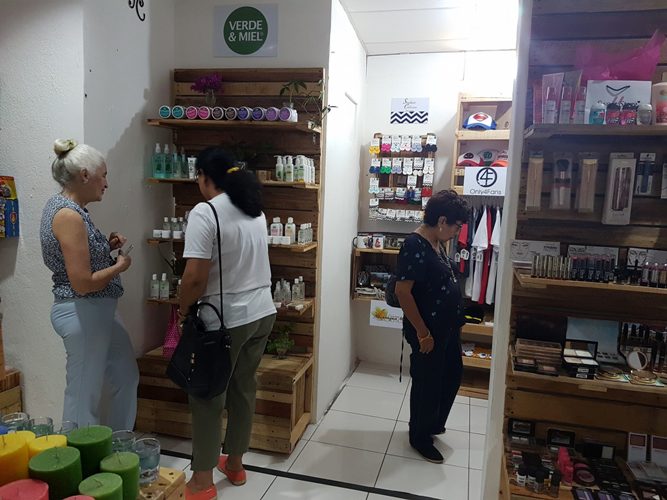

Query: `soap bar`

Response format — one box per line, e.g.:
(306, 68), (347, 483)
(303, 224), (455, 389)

(67, 426), (112, 478)
(29, 446), (82, 500)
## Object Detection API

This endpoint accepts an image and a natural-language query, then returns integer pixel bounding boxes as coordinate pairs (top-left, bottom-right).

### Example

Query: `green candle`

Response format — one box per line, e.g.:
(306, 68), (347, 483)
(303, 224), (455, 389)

(78, 473), (122, 500)
(67, 426), (112, 478)
(29, 446), (82, 500)
(100, 452), (139, 500)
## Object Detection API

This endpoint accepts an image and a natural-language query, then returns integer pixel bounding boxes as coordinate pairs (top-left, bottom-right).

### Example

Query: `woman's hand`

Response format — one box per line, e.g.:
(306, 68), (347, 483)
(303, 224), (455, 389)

(115, 253), (132, 272)
(418, 331), (434, 354)
(109, 232), (127, 251)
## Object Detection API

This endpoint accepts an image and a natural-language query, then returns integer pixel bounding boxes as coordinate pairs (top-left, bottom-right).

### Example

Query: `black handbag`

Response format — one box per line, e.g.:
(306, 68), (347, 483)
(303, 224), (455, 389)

(166, 202), (232, 400)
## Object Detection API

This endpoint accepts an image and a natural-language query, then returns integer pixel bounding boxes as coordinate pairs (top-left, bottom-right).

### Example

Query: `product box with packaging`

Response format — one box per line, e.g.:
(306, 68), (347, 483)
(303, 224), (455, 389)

(584, 81), (652, 124)
(0, 176), (19, 238)
(602, 153), (636, 226)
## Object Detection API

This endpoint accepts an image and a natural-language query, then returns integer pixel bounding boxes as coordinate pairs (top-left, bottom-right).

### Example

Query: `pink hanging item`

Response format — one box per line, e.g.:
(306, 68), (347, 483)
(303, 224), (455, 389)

(163, 305), (181, 359)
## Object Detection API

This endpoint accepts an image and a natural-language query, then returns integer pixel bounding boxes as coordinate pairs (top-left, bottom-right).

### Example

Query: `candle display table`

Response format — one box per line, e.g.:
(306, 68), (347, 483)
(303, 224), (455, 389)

(138, 467), (185, 500)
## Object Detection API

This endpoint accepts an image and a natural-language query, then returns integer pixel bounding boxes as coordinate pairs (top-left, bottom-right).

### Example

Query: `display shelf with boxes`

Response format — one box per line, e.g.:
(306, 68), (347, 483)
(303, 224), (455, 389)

(501, 3), (667, 498)
(137, 68), (325, 453)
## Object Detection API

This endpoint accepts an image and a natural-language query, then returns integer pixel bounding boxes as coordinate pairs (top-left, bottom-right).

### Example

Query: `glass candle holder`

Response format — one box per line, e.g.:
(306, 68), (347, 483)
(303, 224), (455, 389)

(133, 438), (160, 485)
(29, 417), (54, 437)
(111, 430), (136, 453)
(2, 412), (30, 431)
(57, 421), (78, 436)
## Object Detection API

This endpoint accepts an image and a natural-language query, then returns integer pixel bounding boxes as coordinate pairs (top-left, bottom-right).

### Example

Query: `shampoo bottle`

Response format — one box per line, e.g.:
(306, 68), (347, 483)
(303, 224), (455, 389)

(295, 156), (305, 182)
(163, 144), (173, 178)
(275, 155), (285, 182)
(270, 217), (283, 237)
(159, 272), (170, 300)
(152, 143), (164, 178)
(284, 156), (295, 182)
(149, 274), (160, 299)
(285, 217), (296, 244)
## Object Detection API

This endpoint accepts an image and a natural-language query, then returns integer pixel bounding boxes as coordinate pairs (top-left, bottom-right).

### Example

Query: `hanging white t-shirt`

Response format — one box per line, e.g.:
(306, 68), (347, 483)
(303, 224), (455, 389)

(485, 209), (502, 305)
(471, 208), (489, 302)
(183, 193), (276, 329)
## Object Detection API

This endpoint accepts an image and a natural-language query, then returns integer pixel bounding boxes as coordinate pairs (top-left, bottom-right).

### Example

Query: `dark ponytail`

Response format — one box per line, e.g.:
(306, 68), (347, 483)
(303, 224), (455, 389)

(195, 147), (263, 217)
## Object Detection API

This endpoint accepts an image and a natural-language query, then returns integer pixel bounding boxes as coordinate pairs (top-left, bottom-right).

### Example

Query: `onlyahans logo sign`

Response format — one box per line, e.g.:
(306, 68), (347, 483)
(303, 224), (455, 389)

(214, 5), (278, 57)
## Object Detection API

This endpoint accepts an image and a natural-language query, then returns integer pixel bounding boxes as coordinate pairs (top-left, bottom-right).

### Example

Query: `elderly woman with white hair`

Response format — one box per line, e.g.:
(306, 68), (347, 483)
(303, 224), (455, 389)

(40, 138), (137, 430)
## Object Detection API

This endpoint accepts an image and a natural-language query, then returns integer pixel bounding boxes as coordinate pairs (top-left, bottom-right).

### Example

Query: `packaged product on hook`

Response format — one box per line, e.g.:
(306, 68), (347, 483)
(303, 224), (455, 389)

(602, 152), (636, 225)
(525, 151), (544, 211)
(551, 153), (573, 210)
(576, 153), (599, 213)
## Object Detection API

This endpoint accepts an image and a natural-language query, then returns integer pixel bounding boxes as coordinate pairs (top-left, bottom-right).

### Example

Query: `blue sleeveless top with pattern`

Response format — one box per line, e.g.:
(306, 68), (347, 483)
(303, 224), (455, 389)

(40, 194), (123, 300)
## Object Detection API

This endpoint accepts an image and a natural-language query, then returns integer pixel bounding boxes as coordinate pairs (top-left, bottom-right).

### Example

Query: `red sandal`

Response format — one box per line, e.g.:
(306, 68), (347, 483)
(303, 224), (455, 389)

(185, 484), (217, 500)
(217, 455), (247, 486)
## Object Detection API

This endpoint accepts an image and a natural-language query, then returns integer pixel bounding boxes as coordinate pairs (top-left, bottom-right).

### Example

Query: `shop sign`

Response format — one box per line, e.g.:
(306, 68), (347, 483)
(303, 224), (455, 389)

(390, 98), (429, 124)
(369, 300), (403, 330)
(214, 5), (278, 57)
(463, 166), (507, 196)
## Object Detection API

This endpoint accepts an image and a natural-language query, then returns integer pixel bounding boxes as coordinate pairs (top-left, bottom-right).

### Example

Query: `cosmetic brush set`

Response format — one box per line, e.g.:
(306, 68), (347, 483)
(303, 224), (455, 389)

(525, 150), (663, 225)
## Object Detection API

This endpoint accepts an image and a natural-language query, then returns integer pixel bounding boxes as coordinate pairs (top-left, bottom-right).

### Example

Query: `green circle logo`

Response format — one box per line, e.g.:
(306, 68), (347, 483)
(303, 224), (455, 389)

(224, 7), (268, 55)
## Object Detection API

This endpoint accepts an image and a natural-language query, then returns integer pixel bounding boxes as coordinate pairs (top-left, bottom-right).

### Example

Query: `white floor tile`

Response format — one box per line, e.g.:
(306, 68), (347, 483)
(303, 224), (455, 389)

(397, 393), (410, 423)
(243, 438), (307, 471)
(346, 362), (409, 394)
(469, 468), (483, 500)
(469, 433), (485, 470)
(368, 496), (404, 500)
(311, 410), (396, 454)
(455, 395), (470, 405)
(301, 423), (319, 441)
(470, 397), (488, 407)
(184, 465), (276, 499)
(332, 386), (404, 420)
(159, 454), (191, 471)
(149, 434), (193, 455)
(375, 454), (468, 499)
(289, 441), (384, 487)
(470, 405), (488, 435)
(263, 477), (367, 500)
(386, 421), (469, 468)
(446, 402), (470, 433)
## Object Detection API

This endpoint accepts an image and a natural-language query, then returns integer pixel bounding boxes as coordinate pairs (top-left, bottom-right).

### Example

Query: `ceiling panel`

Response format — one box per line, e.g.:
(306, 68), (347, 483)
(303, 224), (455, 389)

(340, 0), (467, 12)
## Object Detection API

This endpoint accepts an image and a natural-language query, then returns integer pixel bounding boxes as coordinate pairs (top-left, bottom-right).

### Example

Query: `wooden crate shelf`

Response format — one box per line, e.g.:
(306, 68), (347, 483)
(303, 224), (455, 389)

(276, 299), (314, 319)
(353, 248), (400, 256)
(0, 368), (22, 415)
(455, 129), (511, 141)
(146, 238), (317, 253)
(136, 348), (313, 454)
(463, 355), (492, 370)
(147, 118), (321, 135)
(524, 123), (667, 140)
(146, 178), (321, 190)
(461, 323), (494, 337)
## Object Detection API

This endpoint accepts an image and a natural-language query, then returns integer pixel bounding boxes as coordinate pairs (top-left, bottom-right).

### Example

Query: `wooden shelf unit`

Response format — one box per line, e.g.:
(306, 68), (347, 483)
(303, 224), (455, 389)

(450, 94), (513, 193)
(137, 67), (325, 454)
(502, 5), (667, 497)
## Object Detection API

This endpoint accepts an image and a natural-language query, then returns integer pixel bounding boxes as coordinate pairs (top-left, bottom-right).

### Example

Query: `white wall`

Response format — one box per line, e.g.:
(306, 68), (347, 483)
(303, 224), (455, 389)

(355, 50), (516, 366)
(174, 0), (331, 68)
(83, 0), (176, 355)
(315, 0), (366, 417)
(0, 0), (85, 418)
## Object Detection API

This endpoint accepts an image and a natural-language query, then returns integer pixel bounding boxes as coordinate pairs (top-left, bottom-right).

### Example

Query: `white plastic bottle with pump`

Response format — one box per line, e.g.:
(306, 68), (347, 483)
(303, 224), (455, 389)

(159, 273), (170, 300)
(152, 143), (164, 178)
(284, 156), (295, 182)
(149, 274), (160, 299)
(270, 217), (283, 237)
(275, 155), (285, 182)
(295, 156), (305, 182)
(285, 217), (296, 244)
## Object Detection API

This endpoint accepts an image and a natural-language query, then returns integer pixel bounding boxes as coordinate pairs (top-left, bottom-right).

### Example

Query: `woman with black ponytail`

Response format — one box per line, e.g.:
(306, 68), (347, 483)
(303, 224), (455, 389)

(178, 147), (276, 499)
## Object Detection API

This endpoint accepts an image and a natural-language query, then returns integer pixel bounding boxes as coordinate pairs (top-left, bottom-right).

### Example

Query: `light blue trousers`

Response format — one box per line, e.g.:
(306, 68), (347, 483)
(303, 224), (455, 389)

(50, 298), (139, 430)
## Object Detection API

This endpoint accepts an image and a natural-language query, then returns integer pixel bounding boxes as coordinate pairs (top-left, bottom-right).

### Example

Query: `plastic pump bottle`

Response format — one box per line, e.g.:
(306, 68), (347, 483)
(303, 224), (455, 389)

(149, 274), (160, 299)
(270, 217), (283, 237)
(295, 156), (305, 182)
(162, 217), (171, 231)
(152, 143), (164, 178)
(159, 273), (170, 300)
(171, 147), (181, 179)
(275, 155), (285, 182)
(163, 144), (173, 178)
(285, 217), (296, 244)
(284, 156), (295, 182)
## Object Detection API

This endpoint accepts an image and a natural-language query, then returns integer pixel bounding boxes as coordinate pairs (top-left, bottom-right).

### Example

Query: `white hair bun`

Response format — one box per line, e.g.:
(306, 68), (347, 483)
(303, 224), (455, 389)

(53, 139), (79, 156)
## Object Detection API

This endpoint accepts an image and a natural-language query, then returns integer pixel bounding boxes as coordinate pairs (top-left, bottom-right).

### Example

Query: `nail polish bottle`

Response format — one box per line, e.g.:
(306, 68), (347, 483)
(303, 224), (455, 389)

(516, 464), (527, 487)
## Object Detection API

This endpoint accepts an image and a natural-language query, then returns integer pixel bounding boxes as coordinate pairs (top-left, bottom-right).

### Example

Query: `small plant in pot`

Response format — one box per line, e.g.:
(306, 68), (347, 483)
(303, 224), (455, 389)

(267, 323), (295, 359)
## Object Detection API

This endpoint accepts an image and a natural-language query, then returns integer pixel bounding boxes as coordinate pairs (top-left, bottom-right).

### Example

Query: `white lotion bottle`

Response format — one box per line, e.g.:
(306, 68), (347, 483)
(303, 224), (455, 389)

(159, 272), (170, 300)
(285, 217), (296, 244)
(149, 274), (160, 299)
(284, 155), (295, 182)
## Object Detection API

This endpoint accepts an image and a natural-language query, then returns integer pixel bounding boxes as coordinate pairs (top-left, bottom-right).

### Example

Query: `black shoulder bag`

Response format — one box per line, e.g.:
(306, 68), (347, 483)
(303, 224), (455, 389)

(166, 202), (232, 400)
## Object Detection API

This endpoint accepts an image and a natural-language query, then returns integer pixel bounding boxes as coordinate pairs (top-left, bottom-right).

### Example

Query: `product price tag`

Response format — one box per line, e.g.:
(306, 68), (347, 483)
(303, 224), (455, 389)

(387, 209), (397, 220)
(384, 188), (395, 200)
(391, 135), (401, 148)
(475, 250), (484, 262)
(423, 173), (434, 186)
(392, 158), (403, 174)
(411, 136), (422, 148)
(425, 158), (435, 171)
(460, 248), (470, 261)
(382, 135), (391, 146)
(426, 134), (437, 145)
(370, 138), (380, 148)
(407, 175), (418, 187)
(400, 135), (411, 151)
(396, 210), (407, 220)
(381, 158), (392, 173)
(403, 158), (414, 169)
(414, 157), (424, 169)
(369, 197), (379, 207)
(422, 197), (430, 209)
(369, 177), (380, 194)
(371, 158), (381, 168)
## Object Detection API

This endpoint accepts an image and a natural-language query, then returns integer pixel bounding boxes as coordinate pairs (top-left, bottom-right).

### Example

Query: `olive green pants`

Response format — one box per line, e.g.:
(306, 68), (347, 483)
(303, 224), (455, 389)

(189, 313), (276, 471)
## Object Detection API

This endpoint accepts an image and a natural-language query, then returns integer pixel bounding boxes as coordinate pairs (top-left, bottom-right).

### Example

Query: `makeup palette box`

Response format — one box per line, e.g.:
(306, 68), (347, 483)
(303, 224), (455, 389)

(602, 153), (636, 226)
(0, 176), (19, 238)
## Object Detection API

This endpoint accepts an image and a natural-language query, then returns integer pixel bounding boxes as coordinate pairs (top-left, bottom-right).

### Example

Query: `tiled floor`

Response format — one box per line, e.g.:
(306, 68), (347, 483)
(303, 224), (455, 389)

(156, 361), (487, 500)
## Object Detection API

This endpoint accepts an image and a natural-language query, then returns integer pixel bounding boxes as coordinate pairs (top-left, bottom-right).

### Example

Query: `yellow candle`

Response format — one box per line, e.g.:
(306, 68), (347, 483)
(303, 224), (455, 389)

(14, 431), (36, 444)
(0, 434), (29, 486)
(28, 435), (67, 458)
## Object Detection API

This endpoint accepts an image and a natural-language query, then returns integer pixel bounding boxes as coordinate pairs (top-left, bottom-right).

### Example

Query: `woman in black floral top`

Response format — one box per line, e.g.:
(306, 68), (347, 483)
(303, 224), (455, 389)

(395, 190), (469, 463)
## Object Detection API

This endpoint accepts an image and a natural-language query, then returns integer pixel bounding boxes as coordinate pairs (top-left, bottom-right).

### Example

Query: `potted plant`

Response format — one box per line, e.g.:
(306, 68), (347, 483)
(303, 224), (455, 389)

(191, 73), (223, 107)
(267, 323), (295, 359)
(279, 79), (335, 128)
